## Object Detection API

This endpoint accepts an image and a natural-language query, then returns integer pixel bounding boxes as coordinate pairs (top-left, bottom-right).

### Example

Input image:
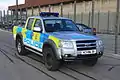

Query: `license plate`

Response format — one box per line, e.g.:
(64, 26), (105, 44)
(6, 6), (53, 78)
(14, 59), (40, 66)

(78, 49), (96, 55)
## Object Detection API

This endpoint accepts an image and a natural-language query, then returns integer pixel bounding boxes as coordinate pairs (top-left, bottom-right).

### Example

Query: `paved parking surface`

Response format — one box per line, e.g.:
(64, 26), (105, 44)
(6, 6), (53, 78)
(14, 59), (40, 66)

(0, 29), (120, 80)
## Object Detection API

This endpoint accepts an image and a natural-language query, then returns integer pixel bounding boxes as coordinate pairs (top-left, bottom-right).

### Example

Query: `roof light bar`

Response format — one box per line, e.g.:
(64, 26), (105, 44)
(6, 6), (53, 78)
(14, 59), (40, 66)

(40, 12), (59, 17)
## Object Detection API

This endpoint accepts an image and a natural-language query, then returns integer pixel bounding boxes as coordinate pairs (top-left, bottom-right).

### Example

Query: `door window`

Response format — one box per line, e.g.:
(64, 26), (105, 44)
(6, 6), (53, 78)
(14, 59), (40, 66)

(26, 18), (34, 30)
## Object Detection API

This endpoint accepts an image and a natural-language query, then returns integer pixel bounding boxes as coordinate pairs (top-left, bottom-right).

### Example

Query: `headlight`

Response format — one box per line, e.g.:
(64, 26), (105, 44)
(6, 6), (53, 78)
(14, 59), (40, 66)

(60, 40), (74, 49)
(97, 40), (103, 46)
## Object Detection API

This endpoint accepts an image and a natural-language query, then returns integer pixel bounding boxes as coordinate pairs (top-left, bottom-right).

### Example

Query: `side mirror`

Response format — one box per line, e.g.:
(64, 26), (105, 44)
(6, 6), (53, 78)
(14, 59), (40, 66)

(33, 27), (42, 32)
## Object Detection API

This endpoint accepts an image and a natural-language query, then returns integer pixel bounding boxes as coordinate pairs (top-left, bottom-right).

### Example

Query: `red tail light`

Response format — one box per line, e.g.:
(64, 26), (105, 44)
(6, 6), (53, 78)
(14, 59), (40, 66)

(93, 28), (96, 35)
(93, 28), (96, 33)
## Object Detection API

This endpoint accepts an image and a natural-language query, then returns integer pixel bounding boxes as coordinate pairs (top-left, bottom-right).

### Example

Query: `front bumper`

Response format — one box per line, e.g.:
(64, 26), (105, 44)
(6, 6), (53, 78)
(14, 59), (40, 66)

(60, 48), (104, 61)
(62, 52), (103, 61)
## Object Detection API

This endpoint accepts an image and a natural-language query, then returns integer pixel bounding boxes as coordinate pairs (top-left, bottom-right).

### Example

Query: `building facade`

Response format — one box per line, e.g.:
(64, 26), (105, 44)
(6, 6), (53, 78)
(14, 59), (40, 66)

(9, 0), (117, 16)
(8, 0), (119, 33)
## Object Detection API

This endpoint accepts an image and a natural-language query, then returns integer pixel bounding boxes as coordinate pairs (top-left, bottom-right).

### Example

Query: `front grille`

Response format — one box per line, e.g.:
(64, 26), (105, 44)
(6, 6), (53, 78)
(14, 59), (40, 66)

(76, 40), (96, 43)
(76, 40), (96, 51)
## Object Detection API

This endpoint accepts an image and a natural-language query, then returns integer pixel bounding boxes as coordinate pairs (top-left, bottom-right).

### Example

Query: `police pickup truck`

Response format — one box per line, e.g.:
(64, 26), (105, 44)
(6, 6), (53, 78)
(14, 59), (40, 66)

(13, 12), (104, 71)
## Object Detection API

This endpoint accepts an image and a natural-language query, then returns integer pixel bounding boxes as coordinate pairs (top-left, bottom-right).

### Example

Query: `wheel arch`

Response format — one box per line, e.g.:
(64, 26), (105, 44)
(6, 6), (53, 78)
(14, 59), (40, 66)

(42, 39), (61, 60)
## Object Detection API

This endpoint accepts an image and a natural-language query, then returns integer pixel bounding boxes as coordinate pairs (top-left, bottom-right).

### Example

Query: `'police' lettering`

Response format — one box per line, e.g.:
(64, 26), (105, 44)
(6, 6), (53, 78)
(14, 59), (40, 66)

(23, 38), (42, 48)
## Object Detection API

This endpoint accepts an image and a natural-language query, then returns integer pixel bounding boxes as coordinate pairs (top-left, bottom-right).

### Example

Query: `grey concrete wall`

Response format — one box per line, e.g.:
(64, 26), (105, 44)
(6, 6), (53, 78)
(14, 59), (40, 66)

(27, 0), (117, 16)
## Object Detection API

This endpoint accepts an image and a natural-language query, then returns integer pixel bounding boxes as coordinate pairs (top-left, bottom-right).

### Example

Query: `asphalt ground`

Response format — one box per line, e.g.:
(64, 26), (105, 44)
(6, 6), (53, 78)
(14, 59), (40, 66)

(0, 29), (120, 80)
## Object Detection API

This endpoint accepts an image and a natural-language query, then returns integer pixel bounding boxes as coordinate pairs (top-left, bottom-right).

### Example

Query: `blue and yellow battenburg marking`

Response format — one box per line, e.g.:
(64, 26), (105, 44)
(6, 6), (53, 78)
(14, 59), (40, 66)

(13, 26), (60, 49)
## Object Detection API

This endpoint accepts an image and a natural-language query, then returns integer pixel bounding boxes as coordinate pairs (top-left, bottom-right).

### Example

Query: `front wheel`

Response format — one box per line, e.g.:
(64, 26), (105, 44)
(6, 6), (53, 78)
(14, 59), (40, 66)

(43, 47), (61, 71)
(82, 58), (98, 66)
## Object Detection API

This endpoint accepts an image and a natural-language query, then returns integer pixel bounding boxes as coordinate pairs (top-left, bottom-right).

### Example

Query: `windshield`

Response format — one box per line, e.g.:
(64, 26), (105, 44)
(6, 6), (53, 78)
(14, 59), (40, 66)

(44, 19), (79, 32)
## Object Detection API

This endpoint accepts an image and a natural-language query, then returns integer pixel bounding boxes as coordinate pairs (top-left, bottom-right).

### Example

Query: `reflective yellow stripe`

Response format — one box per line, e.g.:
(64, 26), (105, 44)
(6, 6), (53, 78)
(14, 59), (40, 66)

(22, 28), (27, 38)
(13, 26), (18, 34)
(49, 36), (60, 48)
(32, 32), (40, 42)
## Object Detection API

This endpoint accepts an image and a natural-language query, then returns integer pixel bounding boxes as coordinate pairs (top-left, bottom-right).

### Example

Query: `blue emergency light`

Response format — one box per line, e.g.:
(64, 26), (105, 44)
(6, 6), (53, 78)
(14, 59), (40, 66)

(40, 12), (59, 17)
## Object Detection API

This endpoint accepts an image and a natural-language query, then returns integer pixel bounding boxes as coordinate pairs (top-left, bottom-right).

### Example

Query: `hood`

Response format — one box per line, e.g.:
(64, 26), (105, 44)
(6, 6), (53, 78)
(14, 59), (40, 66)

(48, 31), (99, 40)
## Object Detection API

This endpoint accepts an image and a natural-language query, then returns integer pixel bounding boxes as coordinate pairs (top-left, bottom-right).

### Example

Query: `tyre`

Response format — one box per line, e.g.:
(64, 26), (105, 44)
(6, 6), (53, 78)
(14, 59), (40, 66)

(82, 58), (98, 66)
(43, 47), (61, 71)
(16, 38), (27, 55)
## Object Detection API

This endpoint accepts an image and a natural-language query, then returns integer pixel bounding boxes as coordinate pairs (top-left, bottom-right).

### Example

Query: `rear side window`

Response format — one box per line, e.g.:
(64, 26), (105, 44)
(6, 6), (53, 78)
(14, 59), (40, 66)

(26, 18), (34, 30)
